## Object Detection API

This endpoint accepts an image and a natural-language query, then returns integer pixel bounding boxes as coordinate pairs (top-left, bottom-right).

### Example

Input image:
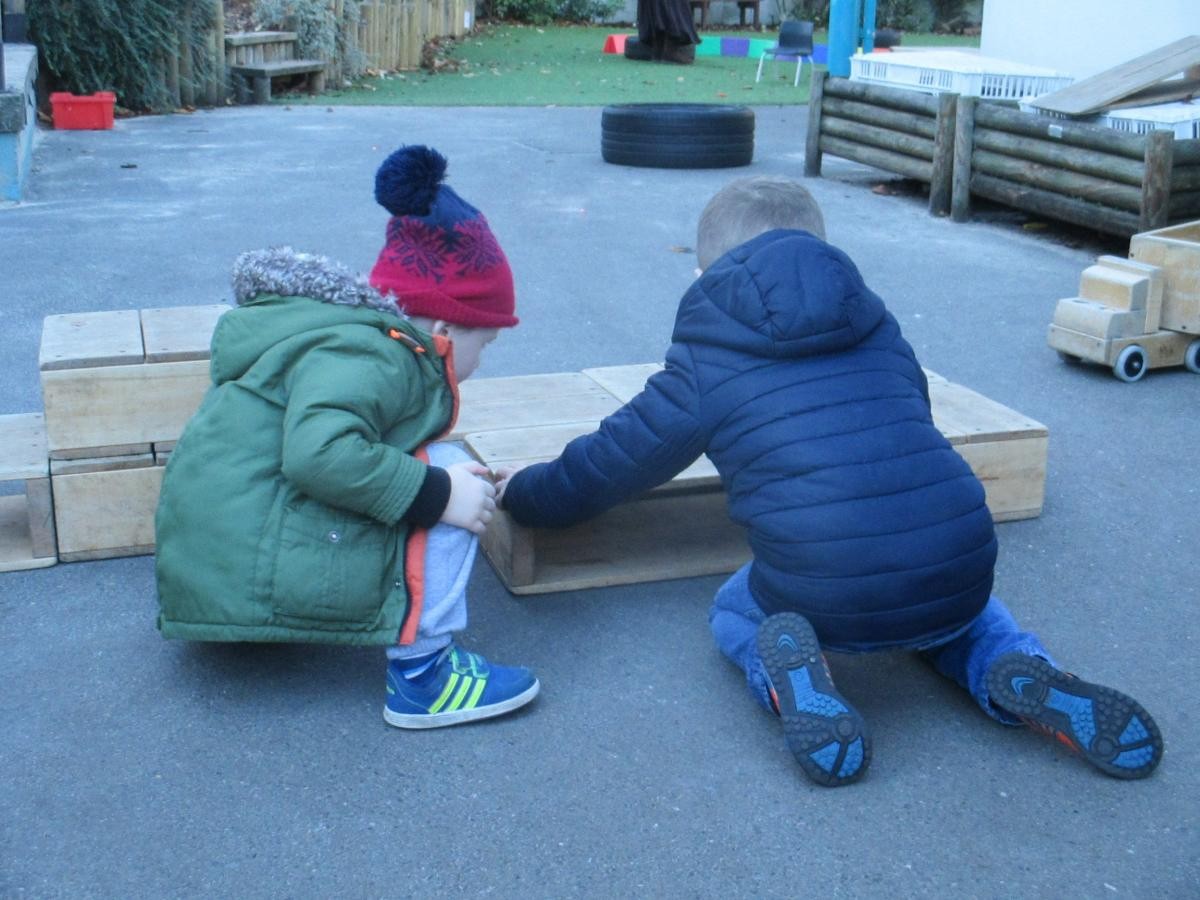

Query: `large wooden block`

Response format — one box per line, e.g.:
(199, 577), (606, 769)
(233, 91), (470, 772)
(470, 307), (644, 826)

(51, 462), (163, 562)
(41, 360), (212, 455)
(0, 413), (57, 572)
(1051, 297), (1144, 341)
(40, 307), (224, 457)
(468, 364), (1048, 594)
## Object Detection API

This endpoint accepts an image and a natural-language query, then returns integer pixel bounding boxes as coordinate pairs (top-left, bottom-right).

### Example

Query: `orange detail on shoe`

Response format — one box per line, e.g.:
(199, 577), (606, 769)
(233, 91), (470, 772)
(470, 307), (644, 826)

(1055, 731), (1081, 753)
(768, 686), (780, 716)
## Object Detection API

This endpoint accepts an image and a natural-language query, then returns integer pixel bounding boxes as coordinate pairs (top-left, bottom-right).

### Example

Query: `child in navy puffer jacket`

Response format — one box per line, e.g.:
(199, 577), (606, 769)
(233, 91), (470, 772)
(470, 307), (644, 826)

(498, 175), (1162, 786)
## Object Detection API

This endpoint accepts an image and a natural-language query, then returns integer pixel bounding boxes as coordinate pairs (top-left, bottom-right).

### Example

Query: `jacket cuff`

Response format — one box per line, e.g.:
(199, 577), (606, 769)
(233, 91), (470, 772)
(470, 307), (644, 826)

(405, 465), (451, 528)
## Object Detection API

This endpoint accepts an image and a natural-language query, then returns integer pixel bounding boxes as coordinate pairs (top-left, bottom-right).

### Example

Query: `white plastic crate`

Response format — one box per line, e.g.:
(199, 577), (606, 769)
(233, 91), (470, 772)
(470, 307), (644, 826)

(1099, 102), (1200, 140)
(1020, 99), (1200, 139)
(850, 49), (1073, 99)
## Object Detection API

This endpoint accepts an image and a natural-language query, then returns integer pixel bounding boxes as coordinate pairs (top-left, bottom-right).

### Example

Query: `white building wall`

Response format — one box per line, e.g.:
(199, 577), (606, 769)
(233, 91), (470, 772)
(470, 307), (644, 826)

(981, 0), (1198, 79)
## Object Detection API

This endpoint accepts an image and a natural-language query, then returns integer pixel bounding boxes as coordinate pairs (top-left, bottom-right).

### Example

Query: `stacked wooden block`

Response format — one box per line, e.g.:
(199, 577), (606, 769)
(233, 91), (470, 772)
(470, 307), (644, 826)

(461, 364), (1049, 595)
(2, 307), (1048, 593)
(38, 305), (228, 562)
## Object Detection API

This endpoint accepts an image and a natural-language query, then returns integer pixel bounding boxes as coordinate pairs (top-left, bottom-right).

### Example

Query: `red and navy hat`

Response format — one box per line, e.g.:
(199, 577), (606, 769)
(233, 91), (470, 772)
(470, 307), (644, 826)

(369, 145), (517, 328)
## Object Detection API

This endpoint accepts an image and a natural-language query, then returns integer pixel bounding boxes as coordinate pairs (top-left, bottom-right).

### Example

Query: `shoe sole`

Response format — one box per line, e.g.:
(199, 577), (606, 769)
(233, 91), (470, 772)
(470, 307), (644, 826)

(384, 680), (540, 730)
(986, 654), (1162, 779)
(757, 613), (871, 787)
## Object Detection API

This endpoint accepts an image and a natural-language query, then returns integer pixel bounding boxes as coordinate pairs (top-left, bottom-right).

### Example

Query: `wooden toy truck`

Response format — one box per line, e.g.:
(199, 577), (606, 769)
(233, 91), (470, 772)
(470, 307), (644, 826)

(1048, 220), (1200, 382)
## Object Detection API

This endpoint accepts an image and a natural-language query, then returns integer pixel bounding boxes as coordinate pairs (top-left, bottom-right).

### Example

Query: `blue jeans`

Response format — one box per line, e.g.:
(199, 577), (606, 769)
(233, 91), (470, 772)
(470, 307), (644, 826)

(708, 563), (1054, 724)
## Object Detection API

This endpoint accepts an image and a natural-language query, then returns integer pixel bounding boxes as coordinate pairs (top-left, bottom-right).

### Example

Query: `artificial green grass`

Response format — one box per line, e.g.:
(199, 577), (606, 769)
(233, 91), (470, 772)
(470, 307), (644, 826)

(299, 23), (978, 107)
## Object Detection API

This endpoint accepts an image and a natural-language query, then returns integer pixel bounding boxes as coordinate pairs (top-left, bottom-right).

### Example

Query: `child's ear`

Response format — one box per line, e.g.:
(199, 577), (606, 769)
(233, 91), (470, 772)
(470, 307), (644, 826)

(431, 320), (452, 337)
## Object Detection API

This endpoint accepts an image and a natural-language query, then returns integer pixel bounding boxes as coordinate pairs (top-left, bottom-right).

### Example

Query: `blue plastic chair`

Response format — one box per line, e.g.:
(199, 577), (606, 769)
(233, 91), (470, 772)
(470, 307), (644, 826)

(755, 20), (814, 87)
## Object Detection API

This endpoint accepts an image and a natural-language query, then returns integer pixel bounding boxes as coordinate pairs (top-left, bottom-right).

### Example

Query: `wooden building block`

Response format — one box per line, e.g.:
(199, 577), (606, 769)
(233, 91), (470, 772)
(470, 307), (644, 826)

(1051, 297), (1144, 341)
(41, 359), (211, 455)
(1079, 265), (1149, 311)
(0, 413), (57, 571)
(467, 364), (1048, 594)
(39, 310), (143, 371)
(52, 462), (163, 562)
(452, 373), (620, 441)
(140, 304), (228, 362)
(1094, 256), (1165, 330)
(1129, 221), (1200, 335)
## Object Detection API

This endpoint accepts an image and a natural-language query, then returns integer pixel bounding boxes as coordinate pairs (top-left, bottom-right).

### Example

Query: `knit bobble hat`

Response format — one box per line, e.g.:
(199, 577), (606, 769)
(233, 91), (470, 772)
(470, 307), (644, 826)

(369, 145), (517, 328)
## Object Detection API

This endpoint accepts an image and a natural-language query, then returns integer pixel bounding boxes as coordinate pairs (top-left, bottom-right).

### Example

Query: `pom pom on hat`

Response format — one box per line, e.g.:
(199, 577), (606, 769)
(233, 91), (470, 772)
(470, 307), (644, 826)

(375, 146), (447, 217)
(369, 145), (517, 329)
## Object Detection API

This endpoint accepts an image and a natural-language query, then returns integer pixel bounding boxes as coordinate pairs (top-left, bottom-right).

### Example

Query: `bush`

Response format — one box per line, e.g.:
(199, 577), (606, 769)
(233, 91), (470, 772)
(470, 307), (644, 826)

(779, 0), (973, 32)
(29, 0), (217, 112)
(485, 0), (622, 27)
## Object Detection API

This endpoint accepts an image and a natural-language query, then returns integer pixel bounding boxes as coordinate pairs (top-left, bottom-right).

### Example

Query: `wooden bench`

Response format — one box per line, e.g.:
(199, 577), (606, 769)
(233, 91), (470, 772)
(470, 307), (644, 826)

(225, 31), (325, 104)
(462, 364), (1049, 595)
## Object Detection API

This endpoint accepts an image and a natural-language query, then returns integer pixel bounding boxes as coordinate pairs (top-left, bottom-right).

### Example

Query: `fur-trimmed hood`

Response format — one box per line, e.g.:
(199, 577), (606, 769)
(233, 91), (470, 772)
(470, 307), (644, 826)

(232, 247), (397, 313)
(211, 247), (425, 387)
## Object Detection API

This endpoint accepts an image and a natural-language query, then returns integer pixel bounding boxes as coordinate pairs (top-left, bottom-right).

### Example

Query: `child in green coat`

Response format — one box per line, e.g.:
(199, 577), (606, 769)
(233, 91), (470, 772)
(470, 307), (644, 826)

(155, 146), (538, 729)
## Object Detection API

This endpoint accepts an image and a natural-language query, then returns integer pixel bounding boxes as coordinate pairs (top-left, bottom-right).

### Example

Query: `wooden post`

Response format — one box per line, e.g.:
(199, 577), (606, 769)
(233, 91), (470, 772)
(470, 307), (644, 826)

(213, 0), (227, 105)
(951, 96), (976, 223)
(178, 27), (195, 108)
(929, 91), (957, 216)
(804, 70), (827, 177)
(1140, 129), (1175, 232)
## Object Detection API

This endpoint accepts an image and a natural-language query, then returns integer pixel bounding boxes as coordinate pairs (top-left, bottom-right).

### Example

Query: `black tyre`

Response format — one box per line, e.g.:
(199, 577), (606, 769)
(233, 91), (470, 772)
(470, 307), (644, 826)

(600, 103), (755, 169)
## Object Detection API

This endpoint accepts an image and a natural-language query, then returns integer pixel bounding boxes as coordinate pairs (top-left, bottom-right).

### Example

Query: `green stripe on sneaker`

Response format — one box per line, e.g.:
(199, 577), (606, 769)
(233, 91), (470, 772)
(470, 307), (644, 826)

(429, 672), (460, 713)
(445, 675), (473, 712)
(464, 678), (487, 710)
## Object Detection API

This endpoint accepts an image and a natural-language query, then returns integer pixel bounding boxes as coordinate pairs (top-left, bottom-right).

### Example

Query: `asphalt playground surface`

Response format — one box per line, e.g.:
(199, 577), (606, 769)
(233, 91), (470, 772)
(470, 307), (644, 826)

(1, 100), (1197, 898)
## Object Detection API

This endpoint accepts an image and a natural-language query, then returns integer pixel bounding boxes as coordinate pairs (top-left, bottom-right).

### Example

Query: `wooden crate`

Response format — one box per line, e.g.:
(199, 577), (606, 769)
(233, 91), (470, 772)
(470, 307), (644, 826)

(39, 305), (226, 560)
(0, 413), (57, 572)
(465, 365), (1048, 594)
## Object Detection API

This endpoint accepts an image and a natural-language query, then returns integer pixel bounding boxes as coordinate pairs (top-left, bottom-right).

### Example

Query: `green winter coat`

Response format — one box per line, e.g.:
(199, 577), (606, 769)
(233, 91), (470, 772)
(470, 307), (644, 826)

(155, 249), (454, 643)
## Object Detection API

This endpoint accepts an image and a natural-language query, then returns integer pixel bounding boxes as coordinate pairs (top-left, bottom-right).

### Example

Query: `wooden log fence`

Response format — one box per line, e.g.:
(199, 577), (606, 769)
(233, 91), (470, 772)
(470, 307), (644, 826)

(358, 0), (472, 72)
(805, 72), (958, 216)
(952, 97), (1200, 237)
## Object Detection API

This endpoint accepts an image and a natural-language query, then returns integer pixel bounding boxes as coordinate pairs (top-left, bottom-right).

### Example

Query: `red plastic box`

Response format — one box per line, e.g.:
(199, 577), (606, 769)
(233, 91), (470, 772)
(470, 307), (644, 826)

(50, 92), (116, 130)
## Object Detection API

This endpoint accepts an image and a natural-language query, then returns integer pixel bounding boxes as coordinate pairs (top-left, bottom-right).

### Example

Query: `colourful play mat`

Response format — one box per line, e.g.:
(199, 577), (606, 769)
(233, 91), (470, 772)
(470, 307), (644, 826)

(602, 33), (829, 64)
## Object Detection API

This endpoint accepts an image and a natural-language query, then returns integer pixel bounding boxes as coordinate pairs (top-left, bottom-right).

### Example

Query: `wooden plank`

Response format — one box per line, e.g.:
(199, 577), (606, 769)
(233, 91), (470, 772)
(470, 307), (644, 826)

(50, 443), (152, 462)
(140, 304), (227, 363)
(25, 477), (57, 560)
(928, 381), (1047, 444)
(957, 436), (1047, 523)
(1029, 36), (1200, 116)
(0, 494), (57, 573)
(1104, 77), (1200, 110)
(52, 464), (163, 561)
(480, 492), (749, 595)
(51, 452), (156, 476)
(458, 372), (606, 404)
(39, 310), (144, 371)
(581, 363), (662, 402)
(451, 392), (621, 443)
(0, 412), (48, 481)
(41, 359), (211, 453)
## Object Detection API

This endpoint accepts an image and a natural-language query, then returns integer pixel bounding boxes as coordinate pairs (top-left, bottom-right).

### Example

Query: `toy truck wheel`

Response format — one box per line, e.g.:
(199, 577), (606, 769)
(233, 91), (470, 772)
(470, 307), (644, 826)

(1113, 345), (1147, 382)
(1185, 339), (1200, 374)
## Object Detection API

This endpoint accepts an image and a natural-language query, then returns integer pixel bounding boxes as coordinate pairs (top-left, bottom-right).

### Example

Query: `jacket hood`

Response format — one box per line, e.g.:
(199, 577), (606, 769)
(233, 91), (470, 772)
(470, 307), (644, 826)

(673, 230), (886, 358)
(212, 247), (415, 384)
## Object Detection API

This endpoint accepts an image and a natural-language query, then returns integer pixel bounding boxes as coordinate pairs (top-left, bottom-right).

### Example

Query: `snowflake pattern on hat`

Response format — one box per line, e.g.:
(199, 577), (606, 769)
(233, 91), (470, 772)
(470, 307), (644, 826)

(452, 219), (505, 278)
(384, 217), (448, 285)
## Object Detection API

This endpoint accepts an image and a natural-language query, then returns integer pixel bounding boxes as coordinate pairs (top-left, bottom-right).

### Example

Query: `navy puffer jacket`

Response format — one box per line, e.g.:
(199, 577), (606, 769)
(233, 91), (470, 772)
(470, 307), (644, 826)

(503, 230), (997, 650)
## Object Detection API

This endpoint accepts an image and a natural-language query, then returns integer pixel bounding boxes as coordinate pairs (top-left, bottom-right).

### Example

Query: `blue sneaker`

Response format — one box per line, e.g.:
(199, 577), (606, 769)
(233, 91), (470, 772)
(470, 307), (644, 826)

(757, 613), (871, 787)
(986, 652), (1163, 779)
(384, 645), (539, 729)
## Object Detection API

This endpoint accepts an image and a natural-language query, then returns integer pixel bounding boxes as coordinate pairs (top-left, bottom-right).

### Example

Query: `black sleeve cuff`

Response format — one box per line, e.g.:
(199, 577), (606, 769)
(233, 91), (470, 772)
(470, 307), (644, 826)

(404, 465), (451, 528)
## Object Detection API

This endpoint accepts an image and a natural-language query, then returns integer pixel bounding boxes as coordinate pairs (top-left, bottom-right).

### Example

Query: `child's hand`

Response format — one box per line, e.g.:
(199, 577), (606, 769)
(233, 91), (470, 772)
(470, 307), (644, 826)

(441, 462), (497, 534)
(492, 465), (526, 505)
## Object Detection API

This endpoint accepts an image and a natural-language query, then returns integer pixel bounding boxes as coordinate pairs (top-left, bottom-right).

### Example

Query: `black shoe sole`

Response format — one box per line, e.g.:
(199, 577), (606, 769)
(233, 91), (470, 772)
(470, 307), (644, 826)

(757, 613), (871, 787)
(986, 653), (1163, 779)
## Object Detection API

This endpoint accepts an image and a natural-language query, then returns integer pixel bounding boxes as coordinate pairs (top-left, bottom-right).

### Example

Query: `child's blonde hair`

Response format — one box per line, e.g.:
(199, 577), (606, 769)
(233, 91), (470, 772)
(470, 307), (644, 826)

(696, 175), (827, 271)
